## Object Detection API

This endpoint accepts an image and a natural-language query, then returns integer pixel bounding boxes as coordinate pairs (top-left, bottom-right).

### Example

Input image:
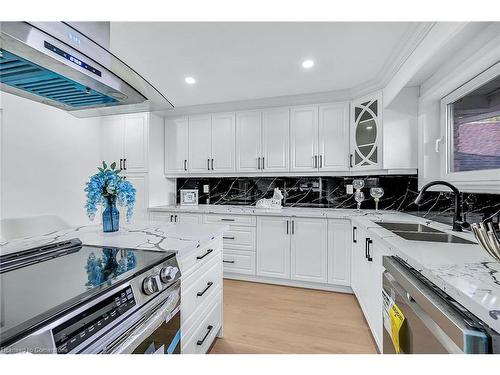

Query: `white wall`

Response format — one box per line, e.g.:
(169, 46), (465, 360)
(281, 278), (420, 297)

(1, 93), (102, 226)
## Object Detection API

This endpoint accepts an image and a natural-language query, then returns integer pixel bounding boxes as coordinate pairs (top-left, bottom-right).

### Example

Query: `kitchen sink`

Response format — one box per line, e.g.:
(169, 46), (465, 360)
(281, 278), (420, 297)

(375, 222), (441, 233)
(375, 221), (476, 244)
(391, 231), (476, 244)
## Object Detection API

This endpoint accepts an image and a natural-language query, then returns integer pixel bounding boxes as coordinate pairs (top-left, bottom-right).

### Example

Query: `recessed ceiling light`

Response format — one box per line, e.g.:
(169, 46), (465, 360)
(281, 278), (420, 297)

(302, 59), (314, 69)
(185, 76), (196, 85)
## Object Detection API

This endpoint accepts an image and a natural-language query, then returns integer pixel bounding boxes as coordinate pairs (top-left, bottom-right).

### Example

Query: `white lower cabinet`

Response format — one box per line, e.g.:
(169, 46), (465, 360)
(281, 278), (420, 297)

(180, 238), (223, 354)
(222, 249), (256, 275)
(290, 218), (328, 283)
(327, 219), (352, 286)
(350, 224), (388, 352)
(149, 211), (202, 224)
(256, 216), (291, 279)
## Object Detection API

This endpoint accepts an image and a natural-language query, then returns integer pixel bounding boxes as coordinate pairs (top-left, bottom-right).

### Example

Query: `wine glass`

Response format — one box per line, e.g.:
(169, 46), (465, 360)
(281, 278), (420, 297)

(370, 187), (384, 211)
(354, 191), (365, 212)
(352, 179), (365, 191)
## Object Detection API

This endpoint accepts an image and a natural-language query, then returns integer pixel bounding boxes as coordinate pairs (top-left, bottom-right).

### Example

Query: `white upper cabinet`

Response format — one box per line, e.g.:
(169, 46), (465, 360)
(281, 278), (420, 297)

(236, 111), (262, 172)
(290, 217), (328, 283)
(211, 112), (236, 173)
(101, 113), (148, 173)
(350, 92), (383, 170)
(290, 106), (318, 171)
(165, 117), (189, 174)
(319, 103), (350, 171)
(188, 115), (212, 173)
(262, 108), (290, 172)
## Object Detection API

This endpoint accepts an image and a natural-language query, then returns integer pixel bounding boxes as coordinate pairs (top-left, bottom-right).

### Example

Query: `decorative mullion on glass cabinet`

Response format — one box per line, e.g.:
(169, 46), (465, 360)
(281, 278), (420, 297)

(350, 92), (383, 170)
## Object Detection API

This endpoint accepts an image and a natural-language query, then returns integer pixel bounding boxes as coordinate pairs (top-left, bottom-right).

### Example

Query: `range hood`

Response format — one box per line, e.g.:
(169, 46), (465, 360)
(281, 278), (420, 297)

(0, 22), (173, 117)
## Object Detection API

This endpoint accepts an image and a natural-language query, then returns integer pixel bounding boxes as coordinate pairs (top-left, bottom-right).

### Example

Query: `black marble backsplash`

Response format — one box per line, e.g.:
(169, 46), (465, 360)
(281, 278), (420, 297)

(176, 175), (500, 225)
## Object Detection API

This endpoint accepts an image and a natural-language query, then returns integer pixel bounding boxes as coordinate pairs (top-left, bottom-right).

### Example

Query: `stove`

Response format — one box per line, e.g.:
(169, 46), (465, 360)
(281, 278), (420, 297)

(0, 238), (181, 354)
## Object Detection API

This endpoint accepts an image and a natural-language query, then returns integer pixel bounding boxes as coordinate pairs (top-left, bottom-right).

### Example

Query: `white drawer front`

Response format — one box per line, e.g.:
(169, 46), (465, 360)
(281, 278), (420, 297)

(223, 249), (256, 275)
(179, 238), (222, 275)
(149, 212), (174, 222)
(222, 225), (256, 251)
(181, 252), (223, 326)
(182, 292), (222, 354)
(204, 213), (256, 226)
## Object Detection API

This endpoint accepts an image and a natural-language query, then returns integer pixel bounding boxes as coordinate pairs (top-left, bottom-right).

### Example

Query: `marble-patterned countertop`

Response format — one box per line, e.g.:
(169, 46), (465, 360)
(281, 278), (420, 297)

(0, 222), (229, 261)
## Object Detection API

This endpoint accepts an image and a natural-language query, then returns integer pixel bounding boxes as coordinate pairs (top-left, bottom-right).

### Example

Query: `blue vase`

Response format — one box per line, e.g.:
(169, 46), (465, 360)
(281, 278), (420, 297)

(102, 196), (119, 232)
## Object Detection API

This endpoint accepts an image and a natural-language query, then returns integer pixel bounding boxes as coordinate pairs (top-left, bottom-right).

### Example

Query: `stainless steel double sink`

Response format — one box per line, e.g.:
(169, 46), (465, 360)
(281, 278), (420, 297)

(375, 222), (476, 244)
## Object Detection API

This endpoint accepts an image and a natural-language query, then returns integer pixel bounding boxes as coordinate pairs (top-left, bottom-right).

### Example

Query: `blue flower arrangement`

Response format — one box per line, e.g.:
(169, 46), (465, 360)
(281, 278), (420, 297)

(84, 161), (136, 222)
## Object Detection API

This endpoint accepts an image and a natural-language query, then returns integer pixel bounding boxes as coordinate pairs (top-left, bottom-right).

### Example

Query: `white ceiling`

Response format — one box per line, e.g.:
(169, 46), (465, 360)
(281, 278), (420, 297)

(110, 22), (421, 108)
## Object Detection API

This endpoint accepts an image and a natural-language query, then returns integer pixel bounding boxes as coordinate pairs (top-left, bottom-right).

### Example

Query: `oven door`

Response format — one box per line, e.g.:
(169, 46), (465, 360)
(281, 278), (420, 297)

(92, 282), (181, 354)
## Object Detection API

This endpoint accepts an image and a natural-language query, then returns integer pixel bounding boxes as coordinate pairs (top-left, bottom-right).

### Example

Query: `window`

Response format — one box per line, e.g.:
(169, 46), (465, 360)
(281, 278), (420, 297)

(447, 74), (500, 173)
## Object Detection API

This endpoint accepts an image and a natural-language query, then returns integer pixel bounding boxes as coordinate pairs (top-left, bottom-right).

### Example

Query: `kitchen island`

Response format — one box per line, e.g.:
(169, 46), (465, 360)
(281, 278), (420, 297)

(0, 222), (229, 354)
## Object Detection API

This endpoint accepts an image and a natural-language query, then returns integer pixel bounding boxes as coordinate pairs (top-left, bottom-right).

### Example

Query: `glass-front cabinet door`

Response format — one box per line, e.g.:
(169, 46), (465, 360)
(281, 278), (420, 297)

(350, 92), (382, 170)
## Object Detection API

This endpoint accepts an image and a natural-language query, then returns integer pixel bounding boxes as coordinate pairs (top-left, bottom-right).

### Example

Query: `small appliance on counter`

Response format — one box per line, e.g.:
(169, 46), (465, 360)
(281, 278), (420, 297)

(180, 189), (199, 206)
(0, 239), (181, 354)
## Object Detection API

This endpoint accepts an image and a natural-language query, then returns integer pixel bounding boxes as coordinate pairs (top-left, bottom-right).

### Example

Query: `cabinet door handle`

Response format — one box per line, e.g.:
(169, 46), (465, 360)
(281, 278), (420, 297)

(350, 154), (353, 168)
(367, 239), (373, 262)
(313, 155), (317, 168)
(286, 220), (289, 235)
(207, 159), (210, 171)
(175, 215), (178, 222)
(223, 260), (235, 264)
(211, 158), (214, 170)
(223, 236), (235, 240)
(292, 220), (295, 235)
(184, 159), (187, 171)
(353, 226), (357, 243)
(119, 158), (123, 170)
(257, 157), (261, 170)
(170, 215), (174, 222)
(196, 248), (213, 260)
(197, 325), (214, 346)
(262, 156), (265, 170)
(123, 158), (127, 170)
(197, 281), (213, 297)
(365, 238), (369, 259)
(319, 155), (323, 168)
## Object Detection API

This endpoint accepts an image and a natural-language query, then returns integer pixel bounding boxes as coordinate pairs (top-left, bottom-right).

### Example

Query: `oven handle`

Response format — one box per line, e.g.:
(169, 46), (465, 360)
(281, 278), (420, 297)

(102, 290), (180, 354)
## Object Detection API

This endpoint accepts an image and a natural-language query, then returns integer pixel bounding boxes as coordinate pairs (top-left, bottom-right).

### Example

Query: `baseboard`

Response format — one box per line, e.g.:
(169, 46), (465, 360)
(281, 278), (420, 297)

(223, 272), (353, 294)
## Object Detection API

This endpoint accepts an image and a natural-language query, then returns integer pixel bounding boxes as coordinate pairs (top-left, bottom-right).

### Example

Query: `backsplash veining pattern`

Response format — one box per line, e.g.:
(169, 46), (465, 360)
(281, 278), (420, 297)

(176, 175), (500, 224)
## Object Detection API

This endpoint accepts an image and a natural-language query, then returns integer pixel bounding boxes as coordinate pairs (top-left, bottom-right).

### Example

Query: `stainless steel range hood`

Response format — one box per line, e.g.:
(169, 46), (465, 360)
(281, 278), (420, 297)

(0, 22), (173, 117)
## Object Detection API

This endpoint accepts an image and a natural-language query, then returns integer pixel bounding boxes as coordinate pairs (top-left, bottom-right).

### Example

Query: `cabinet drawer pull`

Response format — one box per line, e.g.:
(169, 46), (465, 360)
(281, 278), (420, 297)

(196, 248), (213, 260)
(220, 218), (235, 222)
(197, 282), (214, 297)
(353, 226), (357, 243)
(196, 325), (214, 346)
(223, 236), (235, 240)
(367, 239), (373, 262)
(223, 260), (235, 264)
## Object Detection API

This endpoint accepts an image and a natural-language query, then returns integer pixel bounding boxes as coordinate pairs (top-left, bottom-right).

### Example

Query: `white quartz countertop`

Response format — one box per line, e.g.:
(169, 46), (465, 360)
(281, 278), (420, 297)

(0, 222), (229, 260)
(149, 204), (384, 219)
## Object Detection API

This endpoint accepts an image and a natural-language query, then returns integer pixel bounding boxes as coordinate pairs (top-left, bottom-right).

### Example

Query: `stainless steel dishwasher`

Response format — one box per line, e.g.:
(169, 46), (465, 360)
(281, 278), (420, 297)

(382, 256), (500, 354)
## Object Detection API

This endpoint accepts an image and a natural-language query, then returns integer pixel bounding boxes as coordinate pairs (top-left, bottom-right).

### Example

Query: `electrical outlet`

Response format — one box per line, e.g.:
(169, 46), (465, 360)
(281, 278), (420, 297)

(203, 184), (209, 193)
(346, 184), (354, 194)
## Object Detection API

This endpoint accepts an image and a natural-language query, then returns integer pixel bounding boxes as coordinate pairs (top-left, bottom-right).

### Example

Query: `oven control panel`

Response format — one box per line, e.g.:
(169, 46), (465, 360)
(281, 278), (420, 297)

(52, 286), (136, 353)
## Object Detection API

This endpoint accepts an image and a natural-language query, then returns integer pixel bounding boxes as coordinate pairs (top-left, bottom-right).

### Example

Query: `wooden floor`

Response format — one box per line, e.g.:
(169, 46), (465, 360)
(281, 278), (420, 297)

(209, 279), (378, 354)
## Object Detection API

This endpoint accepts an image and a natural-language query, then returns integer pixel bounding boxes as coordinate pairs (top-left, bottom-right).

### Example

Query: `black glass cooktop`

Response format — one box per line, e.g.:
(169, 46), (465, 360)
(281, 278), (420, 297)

(0, 239), (173, 347)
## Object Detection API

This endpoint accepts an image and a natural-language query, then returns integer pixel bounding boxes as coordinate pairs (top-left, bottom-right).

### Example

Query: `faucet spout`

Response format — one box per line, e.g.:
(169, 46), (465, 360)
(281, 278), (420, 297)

(414, 180), (466, 232)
